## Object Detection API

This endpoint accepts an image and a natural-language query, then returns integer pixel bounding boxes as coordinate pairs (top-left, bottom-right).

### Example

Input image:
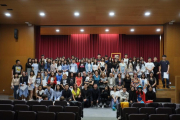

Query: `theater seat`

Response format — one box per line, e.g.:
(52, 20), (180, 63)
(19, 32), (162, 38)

(27, 101), (40, 110)
(146, 103), (162, 108)
(56, 112), (75, 120)
(139, 107), (156, 115)
(0, 100), (13, 104)
(32, 105), (47, 112)
(163, 103), (176, 114)
(64, 106), (80, 120)
(40, 100), (53, 106)
(48, 105), (63, 113)
(54, 101), (67, 106)
(122, 107), (139, 120)
(0, 110), (15, 120)
(14, 104), (29, 111)
(149, 114), (169, 120)
(176, 108), (180, 114)
(129, 114), (148, 120)
(0, 104), (13, 110)
(13, 100), (26, 105)
(156, 107), (172, 115)
(37, 112), (55, 120)
(18, 111), (36, 120)
(170, 114), (180, 120)
(132, 103), (145, 108)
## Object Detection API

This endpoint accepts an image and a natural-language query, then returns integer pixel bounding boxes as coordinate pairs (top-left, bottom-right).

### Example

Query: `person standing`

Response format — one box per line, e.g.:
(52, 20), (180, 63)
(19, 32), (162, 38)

(153, 57), (160, 88)
(70, 59), (78, 74)
(159, 55), (170, 88)
(32, 58), (39, 76)
(11, 73), (20, 100)
(19, 71), (28, 100)
(26, 58), (32, 77)
(12, 60), (23, 78)
(145, 57), (154, 78)
(91, 84), (100, 107)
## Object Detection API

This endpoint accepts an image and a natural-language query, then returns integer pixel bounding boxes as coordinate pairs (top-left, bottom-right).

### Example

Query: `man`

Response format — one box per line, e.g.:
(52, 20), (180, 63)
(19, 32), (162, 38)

(119, 88), (129, 102)
(71, 55), (75, 60)
(97, 54), (101, 63)
(12, 59), (23, 78)
(62, 84), (72, 101)
(124, 54), (129, 65)
(107, 73), (115, 90)
(82, 71), (87, 86)
(153, 57), (160, 88)
(146, 86), (156, 102)
(145, 57), (155, 78)
(41, 54), (46, 63)
(105, 55), (108, 63)
(159, 55), (170, 88)
(62, 56), (65, 59)
(44, 84), (54, 100)
(69, 59), (78, 74)
(56, 70), (62, 84)
(91, 84), (100, 107)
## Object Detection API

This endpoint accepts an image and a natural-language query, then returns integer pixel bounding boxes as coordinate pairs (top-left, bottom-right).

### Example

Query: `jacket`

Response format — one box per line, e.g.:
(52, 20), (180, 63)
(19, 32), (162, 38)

(119, 91), (129, 102)
(107, 77), (115, 87)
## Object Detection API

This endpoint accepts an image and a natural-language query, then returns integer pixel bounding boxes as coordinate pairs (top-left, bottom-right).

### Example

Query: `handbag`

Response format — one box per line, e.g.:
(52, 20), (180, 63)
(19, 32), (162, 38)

(70, 101), (79, 106)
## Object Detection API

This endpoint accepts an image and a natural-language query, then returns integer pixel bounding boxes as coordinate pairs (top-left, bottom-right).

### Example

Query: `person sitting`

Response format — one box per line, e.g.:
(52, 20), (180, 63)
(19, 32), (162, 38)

(129, 87), (137, 104)
(119, 87), (129, 102)
(110, 85), (119, 111)
(115, 73), (124, 91)
(36, 85), (44, 101)
(146, 86), (156, 102)
(100, 86), (110, 108)
(72, 84), (82, 102)
(44, 84), (54, 100)
(19, 71), (28, 100)
(62, 84), (72, 102)
(53, 84), (63, 101)
(47, 71), (57, 89)
(91, 84), (100, 107)
(136, 85), (146, 103)
(107, 73), (115, 90)
(81, 84), (91, 107)
(85, 73), (94, 89)
(60, 96), (65, 101)
(42, 95), (48, 100)
(147, 72), (157, 92)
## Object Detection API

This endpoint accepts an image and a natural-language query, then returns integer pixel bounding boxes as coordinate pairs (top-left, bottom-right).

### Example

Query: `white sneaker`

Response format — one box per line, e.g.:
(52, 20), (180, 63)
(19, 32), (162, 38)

(102, 105), (104, 108)
(98, 105), (100, 108)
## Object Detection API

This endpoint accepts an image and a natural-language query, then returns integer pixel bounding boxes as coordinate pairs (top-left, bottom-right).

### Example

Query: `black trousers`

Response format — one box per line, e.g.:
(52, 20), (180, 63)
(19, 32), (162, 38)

(154, 72), (159, 85)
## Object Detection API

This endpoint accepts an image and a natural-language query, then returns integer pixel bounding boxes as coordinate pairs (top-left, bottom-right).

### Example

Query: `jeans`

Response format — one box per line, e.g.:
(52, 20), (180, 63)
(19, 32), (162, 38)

(161, 72), (169, 86)
(111, 99), (118, 108)
(13, 85), (19, 99)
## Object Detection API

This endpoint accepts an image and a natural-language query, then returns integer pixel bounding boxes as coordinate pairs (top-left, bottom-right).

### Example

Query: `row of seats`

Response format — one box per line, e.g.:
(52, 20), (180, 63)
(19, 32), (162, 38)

(0, 111), (75, 120)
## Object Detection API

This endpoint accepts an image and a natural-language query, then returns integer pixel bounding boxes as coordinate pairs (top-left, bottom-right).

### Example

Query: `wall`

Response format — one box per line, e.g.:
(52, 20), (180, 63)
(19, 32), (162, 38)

(0, 25), (35, 95)
(164, 23), (180, 86)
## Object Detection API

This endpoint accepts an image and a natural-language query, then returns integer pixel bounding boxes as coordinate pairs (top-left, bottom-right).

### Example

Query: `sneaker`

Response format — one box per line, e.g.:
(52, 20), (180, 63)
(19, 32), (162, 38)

(98, 105), (100, 108)
(163, 85), (165, 88)
(102, 105), (104, 108)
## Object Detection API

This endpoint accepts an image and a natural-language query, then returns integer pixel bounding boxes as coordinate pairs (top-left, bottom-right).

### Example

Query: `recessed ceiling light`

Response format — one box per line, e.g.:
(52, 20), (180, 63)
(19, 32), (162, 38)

(109, 12), (115, 16)
(130, 29), (135, 32)
(156, 29), (161, 32)
(105, 29), (109, 32)
(56, 29), (60, 32)
(74, 12), (80, 16)
(144, 12), (151, 16)
(5, 13), (11, 17)
(39, 12), (45, 16)
(80, 29), (84, 32)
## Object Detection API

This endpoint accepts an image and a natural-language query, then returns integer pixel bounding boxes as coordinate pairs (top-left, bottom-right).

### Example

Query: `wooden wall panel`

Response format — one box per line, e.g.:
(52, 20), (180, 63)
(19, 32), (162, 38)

(0, 25), (35, 95)
(175, 76), (180, 103)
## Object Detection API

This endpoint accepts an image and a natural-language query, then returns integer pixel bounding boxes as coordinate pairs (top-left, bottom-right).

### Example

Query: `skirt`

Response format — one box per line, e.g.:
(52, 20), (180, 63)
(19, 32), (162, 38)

(27, 68), (32, 77)
(19, 87), (29, 97)
(28, 84), (34, 91)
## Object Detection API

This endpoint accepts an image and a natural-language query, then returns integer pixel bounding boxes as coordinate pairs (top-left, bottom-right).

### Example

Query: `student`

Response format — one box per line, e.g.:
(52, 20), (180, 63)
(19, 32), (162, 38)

(115, 73), (124, 90)
(127, 59), (134, 78)
(79, 59), (85, 73)
(12, 60), (23, 78)
(60, 96), (65, 101)
(131, 73), (140, 90)
(19, 71), (28, 100)
(129, 87), (137, 103)
(136, 86), (146, 103)
(32, 58), (39, 76)
(107, 73), (115, 90)
(99, 72), (108, 92)
(146, 86), (156, 102)
(85, 59), (92, 74)
(124, 54), (129, 64)
(140, 73), (148, 93)
(147, 72), (156, 92)
(61, 74), (69, 89)
(44, 84), (54, 100)
(62, 84), (72, 102)
(28, 71), (36, 101)
(35, 71), (43, 94)
(107, 57), (113, 77)
(45, 58), (51, 73)
(76, 59), (80, 71)
(11, 73), (20, 100)
(36, 85), (44, 101)
(39, 59), (45, 77)
(153, 57), (160, 88)
(110, 85), (119, 110)
(145, 57), (155, 78)
(31, 59), (35, 64)
(81, 84), (91, 107)
(56, 70), (62, 85)
(72, 84), (82, 102)
(42, 71), (49, 89)
(54, 84), (63, 101)
(91, 84), (100, 107)
(97, 54), (101, 63)
(51, 60), (57, 73)
(123, 73), (131, 92)
(69, 72), (75, 90)
(159, 55), (170, 88)
(133, 56), (136, 64)
(119, 88), (129, 102)
(57, 60), (62, 72)
(134, 58), (141, 78)
(62, 60), (69, 72)
(100, 86), (110, 108)
(93, 70), (100, 87)
(100, 57), (106, 73)
(70, 59), (78, 73)
(26, 58), (32, 77)
(42, 95), (48, 100)
(41, 55), (46, 63)
(92, 59), (99, 73)
(112, 59), (119, 73)
(140, 59), (146, 76)
(82, 71), (87, 87)
(47, 71), (57, 88)
(105, 55), (108, 64)
(75, 72), (83, 88)
(85, 73), (94, 89)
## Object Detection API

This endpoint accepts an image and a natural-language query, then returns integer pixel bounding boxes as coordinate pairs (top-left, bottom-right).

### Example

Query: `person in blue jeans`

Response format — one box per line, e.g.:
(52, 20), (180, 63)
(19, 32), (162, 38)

(11, 73), (20, 100)
(159, 55), (170, 88)
(110, 85), (119, 111)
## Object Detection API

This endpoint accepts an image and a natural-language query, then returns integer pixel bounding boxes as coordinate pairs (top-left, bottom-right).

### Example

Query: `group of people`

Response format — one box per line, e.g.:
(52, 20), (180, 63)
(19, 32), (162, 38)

(11, 54), (170, 110)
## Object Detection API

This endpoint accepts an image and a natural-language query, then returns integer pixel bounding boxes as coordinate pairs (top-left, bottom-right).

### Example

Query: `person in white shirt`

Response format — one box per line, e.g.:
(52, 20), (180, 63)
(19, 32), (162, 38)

(119, 59), (127, 79)
(140, 73), (148, 93)
(100, 58), (106, 73)
(119, 88), (129, 102)
(92, 59), (99, 73)
(145, 57), (155, 78)
(28, 71), (36, 101)
(124, 54), (129, 65)
(32, 58), (39, 76)
(110, 85), (119, 109)
(134, 58), (141, 78)
(57, 60), (62, 73)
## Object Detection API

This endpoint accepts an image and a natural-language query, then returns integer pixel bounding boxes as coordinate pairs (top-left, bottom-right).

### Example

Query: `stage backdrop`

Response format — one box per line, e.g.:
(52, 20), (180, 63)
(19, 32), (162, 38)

(36, 33), (160, 61)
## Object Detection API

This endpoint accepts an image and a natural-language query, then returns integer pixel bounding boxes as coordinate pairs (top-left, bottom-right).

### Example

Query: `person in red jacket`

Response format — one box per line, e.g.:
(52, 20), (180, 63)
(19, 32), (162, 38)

(48, 71), (57, 89)
(136, 85), (146, 103)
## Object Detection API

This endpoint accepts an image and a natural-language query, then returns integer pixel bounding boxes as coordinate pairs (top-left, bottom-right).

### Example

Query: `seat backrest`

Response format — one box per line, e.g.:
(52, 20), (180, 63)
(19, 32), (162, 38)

(64, 106), (80, 120)
(48, 105), (63, 113)
(13, 100), (26, 105)
(149, 114), (169, 120)
(139, 107), (156, 115)
(40, 100), (53, 106)
(146, 103), (162, 108)
(14, 104), (29, 111)
(57, 112), (75, 120)
(163, 103), (176, 114)
(0, 110), (15, 120)
(18, 111), (36, 120)
(170, 114), (180, 120)
(122, 107), (139, 120)
(129, 114), (148, 120)
(54, 101), (67, 106)
(0, 104), (13, 110)
(27, 101), (40, 106)
(32, 105), (47, 112)
(132, 103), (145, 108)
(0, 100), (13, 104)
(37, 112), (55, 120)
(156, 107), (172, 115)
(176, 108), (180, 114)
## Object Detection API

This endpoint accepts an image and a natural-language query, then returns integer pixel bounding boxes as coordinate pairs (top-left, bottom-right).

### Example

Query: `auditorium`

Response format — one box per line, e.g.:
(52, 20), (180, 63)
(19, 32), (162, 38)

(0, 0), (180, 120)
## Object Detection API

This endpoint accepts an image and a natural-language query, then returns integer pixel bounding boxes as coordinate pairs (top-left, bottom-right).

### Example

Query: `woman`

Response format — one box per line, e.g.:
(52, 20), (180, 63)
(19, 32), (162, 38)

(140, 73), (148, 93)
(119, 59), (127, 79)
(45, 58), (51, 73)
(42, 71), (49, 89)
(146, 86), (156, 102)
(28, 71), (36, 100)
(140, 59), (146, 76)
(50, 60), (57, 73)
(134, 58), (141, 78)
(75, 72), (83, 88)
(123, 73), (131, 92)
(85, 59), (92, 74)
(62, 60), (69, 72)
(131, 73), (140, 90)
(112, 59), (119, 77)
(54, 84), (62, 101)
(81, 84), (91, 107)
(69, 72), (75, 90)
(32, 58), (39, 76)
(61, 74), (69, 89)
(79, 59), (85, 74)
(101, 86), (110, 108)
(19, 71), (28, 100)
(133, 56), (136, 64)
(115, 73), (123, 90)
(93, 70), (100, 87)
(35, 71), (43, 93)
(38, 59), (45, 77)
(36, 85), (44, 101)
(147, 72), (157, 92)
(72, 84), (82, 102)
(129, 87), (137, 103)
(127, 60), (134, 79)
(136, 85), (146, 103)
(47, 71), (57, 89)
(76, 59), (80, 72)
(26, 58), (32, 77)
(92, 59), (99, 73)
(99, 72), (108, 92)
(100, 57), (106, 73)
(31, 59), (35, 64)
(107, 57), (113, 77)
(110, 85), (119, 110)
(57, 60), (62, 73)
(11, 73), (20, 100)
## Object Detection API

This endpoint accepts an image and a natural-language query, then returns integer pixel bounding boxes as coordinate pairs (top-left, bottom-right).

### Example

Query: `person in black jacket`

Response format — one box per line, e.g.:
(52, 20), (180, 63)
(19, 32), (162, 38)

(91, 84), (100, 107)
(79, 60), (86, 73)
(146, 86), (156, 102)
(101, 86), (110, 108)
(19, 71), (29, 100)
(62, 84), (72, 101)
(128, 86), (137, 103)
(81, 84), (91, 107)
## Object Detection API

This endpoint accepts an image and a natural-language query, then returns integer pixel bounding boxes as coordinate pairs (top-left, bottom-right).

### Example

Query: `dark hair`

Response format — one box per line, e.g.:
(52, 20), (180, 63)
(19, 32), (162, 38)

(38, 85), (43, 90)
(30, 71), (35, 76)
(27, 58), (31, 63)
(36, 71), (41, 79)
(55, 84), (62, 91)
(141, 73), (146, 79)
(125, 54), (128, 56)
(14, 73), (19, 79)
(16, 60), (20, 63)
(137, 87), (143, 95)
(93, 59), (98, 65)
(108, 57), (112, 62)
(42, 95), (48, 99)
(60, 96), (65, 101)
(148, 57), (151, 59)
(113, 85), (117, 91)
(65, 84), (69, 86)
(73, 83), (77, 90)
(117, 73), (121, 78)
(47, 84), (51, 87)
(34, 58), (38, 63)
(98, 54), (101, 56)
(77, 72), (81, 77)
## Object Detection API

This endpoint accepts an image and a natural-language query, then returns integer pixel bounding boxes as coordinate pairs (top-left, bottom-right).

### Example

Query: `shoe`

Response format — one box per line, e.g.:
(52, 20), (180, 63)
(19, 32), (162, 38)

(163, 85), (165, 88)
(102, 105), (104, 108)
(167, 86), (170, 88)
(98, 105), (100, 108)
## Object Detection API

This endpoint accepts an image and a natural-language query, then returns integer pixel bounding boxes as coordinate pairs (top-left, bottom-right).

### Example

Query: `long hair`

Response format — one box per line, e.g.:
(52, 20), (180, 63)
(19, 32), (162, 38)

(36, 71), (42, 79)
(55, 84), (62, 91)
